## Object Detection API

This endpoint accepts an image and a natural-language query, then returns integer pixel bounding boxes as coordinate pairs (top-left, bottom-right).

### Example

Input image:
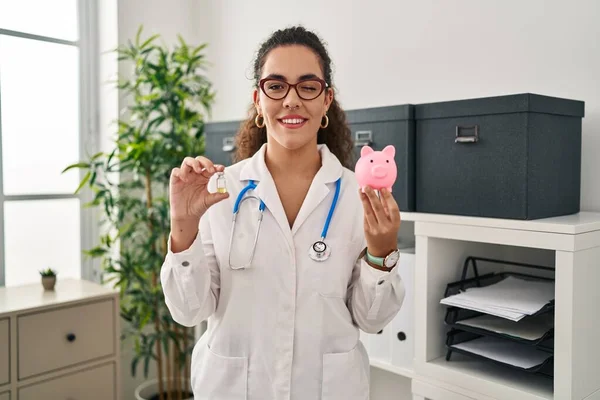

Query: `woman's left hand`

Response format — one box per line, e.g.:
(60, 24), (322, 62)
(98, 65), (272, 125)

(359, 187), (401, 258)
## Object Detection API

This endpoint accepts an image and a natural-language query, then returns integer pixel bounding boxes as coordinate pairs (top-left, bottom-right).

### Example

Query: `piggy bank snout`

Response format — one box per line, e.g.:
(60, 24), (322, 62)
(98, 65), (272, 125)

(371, 164), (390, 178)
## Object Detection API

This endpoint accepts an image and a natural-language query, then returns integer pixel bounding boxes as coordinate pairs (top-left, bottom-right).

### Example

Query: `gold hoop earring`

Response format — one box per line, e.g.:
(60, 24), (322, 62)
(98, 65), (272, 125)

(320, 114), (329, 129)
(255, 114), (265, 128)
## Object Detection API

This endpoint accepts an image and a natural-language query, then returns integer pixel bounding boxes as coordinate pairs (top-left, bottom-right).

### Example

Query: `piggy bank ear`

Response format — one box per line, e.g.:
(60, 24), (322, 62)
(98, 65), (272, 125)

(360, 146), (374, 157)
(382, 145), (395, 158)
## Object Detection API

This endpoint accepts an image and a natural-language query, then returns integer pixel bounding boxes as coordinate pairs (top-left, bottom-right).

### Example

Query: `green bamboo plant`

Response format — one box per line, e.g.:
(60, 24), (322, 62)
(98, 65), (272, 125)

(63, 27), (215, 400)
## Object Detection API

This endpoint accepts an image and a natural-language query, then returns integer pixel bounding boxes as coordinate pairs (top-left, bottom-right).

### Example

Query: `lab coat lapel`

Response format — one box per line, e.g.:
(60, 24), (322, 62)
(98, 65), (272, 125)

(290, 145), (343, 237)
(238, 144), (344, 242)
(255, 176), (291, 242)
(239, 144), (294, 245)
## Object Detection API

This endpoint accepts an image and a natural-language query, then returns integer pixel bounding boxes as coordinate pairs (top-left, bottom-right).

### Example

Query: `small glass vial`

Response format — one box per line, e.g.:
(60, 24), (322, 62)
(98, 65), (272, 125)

(216, 172), (227, 193)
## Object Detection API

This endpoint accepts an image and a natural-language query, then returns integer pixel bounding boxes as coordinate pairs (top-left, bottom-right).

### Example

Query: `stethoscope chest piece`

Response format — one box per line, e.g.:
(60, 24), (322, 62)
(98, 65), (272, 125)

(309, 240), (331, 262)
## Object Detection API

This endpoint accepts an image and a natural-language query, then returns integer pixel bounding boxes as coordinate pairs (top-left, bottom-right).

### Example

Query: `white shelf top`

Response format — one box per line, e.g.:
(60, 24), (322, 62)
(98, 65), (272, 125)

(0, 278), (118, 316)
(423, 356), (553, 400)
(401, 210), (600, 234)
(370, 359), (414, 379)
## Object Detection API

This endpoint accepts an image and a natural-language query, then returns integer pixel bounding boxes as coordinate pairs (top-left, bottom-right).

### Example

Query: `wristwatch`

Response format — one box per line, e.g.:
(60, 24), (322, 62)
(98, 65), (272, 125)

(366, 248), (400, 270)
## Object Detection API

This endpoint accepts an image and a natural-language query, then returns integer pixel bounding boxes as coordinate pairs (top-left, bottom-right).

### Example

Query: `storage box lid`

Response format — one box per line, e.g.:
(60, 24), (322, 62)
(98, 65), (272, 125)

(204, 120), (242, 134)
(345, 104), (414, 124)
(414, 93), (585, 120)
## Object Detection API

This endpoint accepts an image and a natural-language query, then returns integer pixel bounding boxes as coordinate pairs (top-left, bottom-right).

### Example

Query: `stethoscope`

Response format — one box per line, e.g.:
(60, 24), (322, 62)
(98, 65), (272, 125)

(228, 178), (342, 270)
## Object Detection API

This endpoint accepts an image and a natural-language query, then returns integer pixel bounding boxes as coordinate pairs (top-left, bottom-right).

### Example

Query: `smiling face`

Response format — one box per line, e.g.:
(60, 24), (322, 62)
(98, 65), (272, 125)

(253, 45), (333, 152)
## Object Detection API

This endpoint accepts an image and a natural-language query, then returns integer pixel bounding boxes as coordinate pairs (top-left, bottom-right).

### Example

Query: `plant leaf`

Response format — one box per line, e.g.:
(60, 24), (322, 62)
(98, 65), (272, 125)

(61, 162), (90, 174)
(74, 171), (91, 194)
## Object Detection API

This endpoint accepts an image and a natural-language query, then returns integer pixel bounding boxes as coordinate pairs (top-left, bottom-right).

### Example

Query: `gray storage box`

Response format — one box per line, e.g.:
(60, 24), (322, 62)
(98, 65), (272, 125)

(346, 105), (416, 211)
(204, 120), (241, 167)
(415, 93), (585, 220)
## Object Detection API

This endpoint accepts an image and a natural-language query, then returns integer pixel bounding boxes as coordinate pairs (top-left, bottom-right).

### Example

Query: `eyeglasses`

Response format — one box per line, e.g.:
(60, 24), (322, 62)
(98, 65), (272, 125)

(259, 77), (328, 101)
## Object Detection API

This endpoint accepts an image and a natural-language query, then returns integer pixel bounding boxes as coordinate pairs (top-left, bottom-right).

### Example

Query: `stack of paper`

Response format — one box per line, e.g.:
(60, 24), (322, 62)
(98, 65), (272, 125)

(450, 336), (553, 369)
(440, 276), (554, 321)
(456, 313), (554, 341)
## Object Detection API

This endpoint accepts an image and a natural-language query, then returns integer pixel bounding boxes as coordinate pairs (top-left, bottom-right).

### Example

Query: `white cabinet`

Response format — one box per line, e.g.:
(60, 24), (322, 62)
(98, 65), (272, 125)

(363, 248), (415, 379)
(412, 378), (492, 400)
(365, 211), (600, 400)
(18, 362), (115, 400)
(0, 319), (8, 387)
(17, 298), (115, 380)
(389, 250), (414, 371)
(0, 279), (120, 400)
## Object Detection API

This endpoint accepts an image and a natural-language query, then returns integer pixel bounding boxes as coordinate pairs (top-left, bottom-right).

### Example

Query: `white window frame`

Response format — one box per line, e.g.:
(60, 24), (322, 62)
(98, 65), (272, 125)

(0, 0), (100, 287)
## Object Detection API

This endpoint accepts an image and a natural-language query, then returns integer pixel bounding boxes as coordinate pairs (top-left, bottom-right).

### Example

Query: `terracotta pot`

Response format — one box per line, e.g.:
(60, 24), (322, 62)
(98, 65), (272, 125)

(42, 276), (56, 291)
(135, 378), (193, 400)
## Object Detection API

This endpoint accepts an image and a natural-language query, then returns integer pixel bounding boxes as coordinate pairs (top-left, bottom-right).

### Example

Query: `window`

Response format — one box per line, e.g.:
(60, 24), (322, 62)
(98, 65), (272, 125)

(0, 0), (98, 287)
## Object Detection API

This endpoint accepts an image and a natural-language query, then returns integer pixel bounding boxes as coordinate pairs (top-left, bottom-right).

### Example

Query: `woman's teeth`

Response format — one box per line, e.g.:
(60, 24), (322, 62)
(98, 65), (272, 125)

(282, 118), (305, 124)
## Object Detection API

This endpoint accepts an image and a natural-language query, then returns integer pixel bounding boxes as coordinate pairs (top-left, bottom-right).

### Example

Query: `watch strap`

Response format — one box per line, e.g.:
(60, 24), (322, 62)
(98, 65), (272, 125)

(365, 250), (385, 266)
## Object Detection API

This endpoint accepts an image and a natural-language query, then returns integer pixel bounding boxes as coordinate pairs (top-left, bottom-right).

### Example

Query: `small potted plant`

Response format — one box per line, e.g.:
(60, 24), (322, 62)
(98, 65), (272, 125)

(40, 268), (57, 291)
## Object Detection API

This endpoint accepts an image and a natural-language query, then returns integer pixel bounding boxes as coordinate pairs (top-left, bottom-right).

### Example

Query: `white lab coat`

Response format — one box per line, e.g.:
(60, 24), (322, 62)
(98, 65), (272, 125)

(160, 144), (406, 400)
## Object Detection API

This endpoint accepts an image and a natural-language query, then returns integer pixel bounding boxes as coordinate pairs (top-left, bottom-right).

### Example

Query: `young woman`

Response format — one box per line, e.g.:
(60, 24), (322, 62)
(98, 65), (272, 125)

(161, 26), (405, 400)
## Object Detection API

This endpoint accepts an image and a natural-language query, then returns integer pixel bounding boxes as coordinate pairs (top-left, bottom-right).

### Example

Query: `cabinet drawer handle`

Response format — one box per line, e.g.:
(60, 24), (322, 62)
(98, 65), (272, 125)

(455, 125), (479, 143)
(222, 137), (235, 152)
(354, 130), (373, 146)
(66, 333), (76, 342)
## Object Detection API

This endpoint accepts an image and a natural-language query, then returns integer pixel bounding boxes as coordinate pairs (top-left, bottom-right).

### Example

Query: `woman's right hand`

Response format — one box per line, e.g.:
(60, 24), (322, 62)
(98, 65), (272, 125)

(169, 156), (229, 222)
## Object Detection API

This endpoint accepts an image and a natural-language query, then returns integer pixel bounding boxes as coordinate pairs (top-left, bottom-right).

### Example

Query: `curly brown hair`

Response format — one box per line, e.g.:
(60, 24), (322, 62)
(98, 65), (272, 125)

(233, 26), (355, 169)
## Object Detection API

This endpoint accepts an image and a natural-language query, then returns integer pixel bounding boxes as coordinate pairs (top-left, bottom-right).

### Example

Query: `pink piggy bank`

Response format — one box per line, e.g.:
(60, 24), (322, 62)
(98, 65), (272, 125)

(355, 145), (397, 192)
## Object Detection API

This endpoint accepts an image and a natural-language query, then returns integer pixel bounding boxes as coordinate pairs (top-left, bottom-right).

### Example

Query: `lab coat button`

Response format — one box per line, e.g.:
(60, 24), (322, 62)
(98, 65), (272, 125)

(377, 280), (384, 285)
(182, 261), (190, 267)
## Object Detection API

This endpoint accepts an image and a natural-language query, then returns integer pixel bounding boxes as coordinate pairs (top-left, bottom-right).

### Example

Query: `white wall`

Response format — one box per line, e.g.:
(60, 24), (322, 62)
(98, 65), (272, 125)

(196, 0), (600, 212)
(117, 0), (202, 52)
